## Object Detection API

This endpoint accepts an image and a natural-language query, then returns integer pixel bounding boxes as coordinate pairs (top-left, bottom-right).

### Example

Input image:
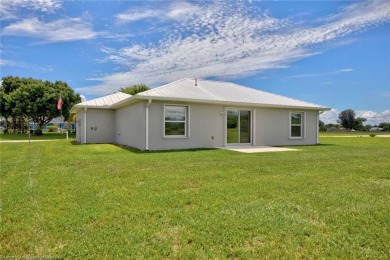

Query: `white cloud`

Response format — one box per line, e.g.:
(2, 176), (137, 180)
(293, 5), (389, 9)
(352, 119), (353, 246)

(356, 110), (390, 125)
(80, 0), (390, 95)
(320, 109), (340, 124)
(166, 1), (201, 20)
(116, 9), (161, 23)
(320, 109), (390, 125)
(115, 1), (201, 23)
(0, 0), (62, 20)
(287, 68), (354, 78)
(0, 58), (53, 73)
(2, 17), (99, 43)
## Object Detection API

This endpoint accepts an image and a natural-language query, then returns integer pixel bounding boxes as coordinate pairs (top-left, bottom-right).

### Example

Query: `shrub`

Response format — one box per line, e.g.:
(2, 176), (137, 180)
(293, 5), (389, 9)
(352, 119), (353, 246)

(35, 129), (43, 135)
(47, 126), (58, 132)
(369, 133), (376, 137)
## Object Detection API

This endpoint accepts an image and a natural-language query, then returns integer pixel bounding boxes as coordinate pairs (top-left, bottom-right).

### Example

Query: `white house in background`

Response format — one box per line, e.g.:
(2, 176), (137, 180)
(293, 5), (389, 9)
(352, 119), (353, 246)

(71, 78), (330, 151)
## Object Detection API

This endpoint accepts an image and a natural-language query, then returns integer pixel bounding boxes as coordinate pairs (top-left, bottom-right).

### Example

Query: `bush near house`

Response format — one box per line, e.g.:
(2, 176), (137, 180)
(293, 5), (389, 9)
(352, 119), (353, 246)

(47, 126), (58, 132)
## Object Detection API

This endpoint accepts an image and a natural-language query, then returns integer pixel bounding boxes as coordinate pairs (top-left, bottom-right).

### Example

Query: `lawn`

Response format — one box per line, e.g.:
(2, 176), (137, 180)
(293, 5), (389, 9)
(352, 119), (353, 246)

(1, 135), (389, 258)
(0, 132), (73, 141)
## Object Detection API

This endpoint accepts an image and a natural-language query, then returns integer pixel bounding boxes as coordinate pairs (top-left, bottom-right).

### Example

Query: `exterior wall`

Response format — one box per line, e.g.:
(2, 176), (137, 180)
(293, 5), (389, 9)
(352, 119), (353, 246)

(76, 109), (115, 143)
(76, 110), (84, 143)
(254, 108), (318, 146)
(115, 101), (146, 150)
(148, 101), (225, 150)
(75, 103), (320, 149)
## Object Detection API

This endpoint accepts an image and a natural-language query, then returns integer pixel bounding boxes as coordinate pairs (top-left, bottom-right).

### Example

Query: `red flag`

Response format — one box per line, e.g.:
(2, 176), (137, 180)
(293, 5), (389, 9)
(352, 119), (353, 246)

(57, 96), (63, 110)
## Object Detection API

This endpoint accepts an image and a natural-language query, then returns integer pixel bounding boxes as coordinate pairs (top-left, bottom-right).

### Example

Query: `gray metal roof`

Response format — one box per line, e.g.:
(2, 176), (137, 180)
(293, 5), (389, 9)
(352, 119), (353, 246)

(72, 79), (330, 112)
(71, 92), (130, 112)
(134, 78), (330, 110)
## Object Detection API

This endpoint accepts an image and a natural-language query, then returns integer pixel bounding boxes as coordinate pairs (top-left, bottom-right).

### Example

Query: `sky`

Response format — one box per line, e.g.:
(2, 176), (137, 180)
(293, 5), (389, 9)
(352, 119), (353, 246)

(1, 0), (389, 125)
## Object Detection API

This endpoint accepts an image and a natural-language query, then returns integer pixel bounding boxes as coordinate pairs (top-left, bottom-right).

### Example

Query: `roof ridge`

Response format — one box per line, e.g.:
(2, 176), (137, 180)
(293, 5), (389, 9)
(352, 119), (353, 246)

(77, 92), (131, 106)
(137, 78), (191, 95)
(196, 80), (223, 101)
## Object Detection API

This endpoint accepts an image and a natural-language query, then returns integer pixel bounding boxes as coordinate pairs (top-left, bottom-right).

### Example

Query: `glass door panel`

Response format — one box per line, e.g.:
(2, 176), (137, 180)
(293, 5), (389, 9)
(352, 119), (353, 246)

(226, 109), (251, 144)
(227, 109), (239, 143)
(239, 110), (251, 143)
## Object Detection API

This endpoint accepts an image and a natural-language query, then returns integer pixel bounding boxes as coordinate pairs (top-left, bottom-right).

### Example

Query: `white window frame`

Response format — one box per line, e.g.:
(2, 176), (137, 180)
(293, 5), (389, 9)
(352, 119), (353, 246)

(225, 107), (253, 146)
(163, 104), (190, 138)
(289, 111), (305, 139)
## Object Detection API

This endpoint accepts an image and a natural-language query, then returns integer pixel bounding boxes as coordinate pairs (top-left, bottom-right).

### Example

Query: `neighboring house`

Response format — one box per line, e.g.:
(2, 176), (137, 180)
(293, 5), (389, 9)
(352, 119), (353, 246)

(29, 117), (76, 132)
(370, 127), (383, 132)
(71, 78), (330, 151)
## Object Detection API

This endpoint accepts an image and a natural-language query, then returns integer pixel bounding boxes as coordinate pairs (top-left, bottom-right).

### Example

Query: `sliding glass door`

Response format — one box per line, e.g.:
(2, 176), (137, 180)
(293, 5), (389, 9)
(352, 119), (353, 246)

(227, 109), (251, 144)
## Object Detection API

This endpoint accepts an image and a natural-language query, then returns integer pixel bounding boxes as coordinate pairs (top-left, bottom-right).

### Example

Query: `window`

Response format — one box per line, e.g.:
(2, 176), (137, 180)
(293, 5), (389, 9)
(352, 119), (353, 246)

(164, 105), (188, 137)
(290, 112), (304, 138)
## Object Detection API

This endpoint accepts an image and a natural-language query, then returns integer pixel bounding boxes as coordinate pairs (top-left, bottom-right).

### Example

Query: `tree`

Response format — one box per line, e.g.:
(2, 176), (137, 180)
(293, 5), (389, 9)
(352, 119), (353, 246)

(0, 76), (30, 133)
(1, 76), (81, 132)
(319, 120), (326, 132)
(353, 117), (367, 131)
(379, 122), (390, 131)
(119, 84), (149, 95)
(363, 124), (372, 132)
(338, 109), (366, 131)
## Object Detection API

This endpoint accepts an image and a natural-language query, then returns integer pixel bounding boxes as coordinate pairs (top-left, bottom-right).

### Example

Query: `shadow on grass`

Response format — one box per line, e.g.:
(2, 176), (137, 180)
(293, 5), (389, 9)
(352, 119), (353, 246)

(69, 141), (216, 154)
(69, 140), (337, 154)
(115, 144), (217, 154)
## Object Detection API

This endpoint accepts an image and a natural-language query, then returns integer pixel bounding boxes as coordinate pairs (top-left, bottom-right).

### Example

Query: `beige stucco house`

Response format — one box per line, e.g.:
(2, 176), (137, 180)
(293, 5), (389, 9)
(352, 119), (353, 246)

(71, 78), (330, 151)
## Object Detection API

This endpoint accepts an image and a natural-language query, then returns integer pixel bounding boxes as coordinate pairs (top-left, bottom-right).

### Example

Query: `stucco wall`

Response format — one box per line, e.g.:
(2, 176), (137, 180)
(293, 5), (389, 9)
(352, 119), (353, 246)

(254, 108), (318, 146)
(76, 110), (84, 143)
(148, 101), (225, 150)
(115, 101), (146, 150)
(76, 109), (115, 143)
(76, 101), (320, 149)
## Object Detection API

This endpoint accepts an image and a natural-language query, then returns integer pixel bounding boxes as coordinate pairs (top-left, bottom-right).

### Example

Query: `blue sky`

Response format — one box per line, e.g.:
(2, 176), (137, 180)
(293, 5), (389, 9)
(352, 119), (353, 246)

(1, 0), (389, 125)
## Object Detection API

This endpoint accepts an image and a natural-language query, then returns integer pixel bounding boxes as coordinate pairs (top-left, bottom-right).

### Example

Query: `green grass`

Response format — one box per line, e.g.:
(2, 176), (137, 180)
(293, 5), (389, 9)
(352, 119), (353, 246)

(0, 132), (74, 140)
(320, 131), (390, 137)
(1, 137), (390, 258)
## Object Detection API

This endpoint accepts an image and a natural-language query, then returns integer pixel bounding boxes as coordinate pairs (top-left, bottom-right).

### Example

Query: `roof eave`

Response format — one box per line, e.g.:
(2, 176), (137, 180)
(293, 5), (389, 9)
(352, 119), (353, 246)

(133, 95), (331, 111)
(70, 104), (111, 113)
(110, 95), (141, 109)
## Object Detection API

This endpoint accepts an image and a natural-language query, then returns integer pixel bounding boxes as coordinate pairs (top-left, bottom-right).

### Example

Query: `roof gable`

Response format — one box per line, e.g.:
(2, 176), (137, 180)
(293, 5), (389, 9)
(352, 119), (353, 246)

(71, 92), (131, 112)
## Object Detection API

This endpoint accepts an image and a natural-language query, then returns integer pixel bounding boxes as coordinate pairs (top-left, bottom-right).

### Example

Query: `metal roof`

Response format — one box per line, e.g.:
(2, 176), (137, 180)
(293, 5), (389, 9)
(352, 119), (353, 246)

(71, 92), (131, 112)
(133, 78), (330, 110)
(72, 79), (330, 112)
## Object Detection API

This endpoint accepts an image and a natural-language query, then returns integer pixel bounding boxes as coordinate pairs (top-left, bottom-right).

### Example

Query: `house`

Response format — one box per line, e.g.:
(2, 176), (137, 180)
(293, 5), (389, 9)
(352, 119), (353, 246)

(29, 117), (76, 132)
(71, 78), (330, 150)
(370, 127), (383, 132)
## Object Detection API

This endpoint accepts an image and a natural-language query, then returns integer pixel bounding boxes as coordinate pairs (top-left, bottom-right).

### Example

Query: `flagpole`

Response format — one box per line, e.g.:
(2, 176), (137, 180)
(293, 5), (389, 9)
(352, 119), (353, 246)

(60, 93), (62, 132)
(57, 93), (63, 133)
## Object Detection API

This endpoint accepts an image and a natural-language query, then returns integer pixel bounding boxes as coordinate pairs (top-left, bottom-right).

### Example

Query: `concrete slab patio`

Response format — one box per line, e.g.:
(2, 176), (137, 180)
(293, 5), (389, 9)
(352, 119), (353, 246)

(221, 146), (299, 153)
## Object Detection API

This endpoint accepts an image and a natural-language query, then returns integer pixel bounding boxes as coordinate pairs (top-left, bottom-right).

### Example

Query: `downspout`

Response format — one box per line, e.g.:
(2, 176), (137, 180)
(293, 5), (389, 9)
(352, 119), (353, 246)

(145, 99), (152, 151)
(84, 107), (87, 144)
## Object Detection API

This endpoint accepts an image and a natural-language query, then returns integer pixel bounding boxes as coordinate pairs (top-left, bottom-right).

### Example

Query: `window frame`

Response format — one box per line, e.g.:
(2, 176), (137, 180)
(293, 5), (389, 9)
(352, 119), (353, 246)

(289, 112), (305, 139)
(163, 104), (190, 138)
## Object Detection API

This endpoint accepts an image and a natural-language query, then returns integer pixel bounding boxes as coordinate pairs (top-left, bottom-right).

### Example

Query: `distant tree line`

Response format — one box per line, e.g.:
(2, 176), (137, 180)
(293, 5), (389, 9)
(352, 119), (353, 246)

(0, 76), (81, 134)
(320, 108), (389, 132)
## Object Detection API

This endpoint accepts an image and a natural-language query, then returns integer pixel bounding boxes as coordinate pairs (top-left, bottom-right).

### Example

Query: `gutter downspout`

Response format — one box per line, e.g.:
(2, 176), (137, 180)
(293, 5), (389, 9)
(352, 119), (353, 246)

(84, 107), (87, 144)
(145, 99), (152, 151)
